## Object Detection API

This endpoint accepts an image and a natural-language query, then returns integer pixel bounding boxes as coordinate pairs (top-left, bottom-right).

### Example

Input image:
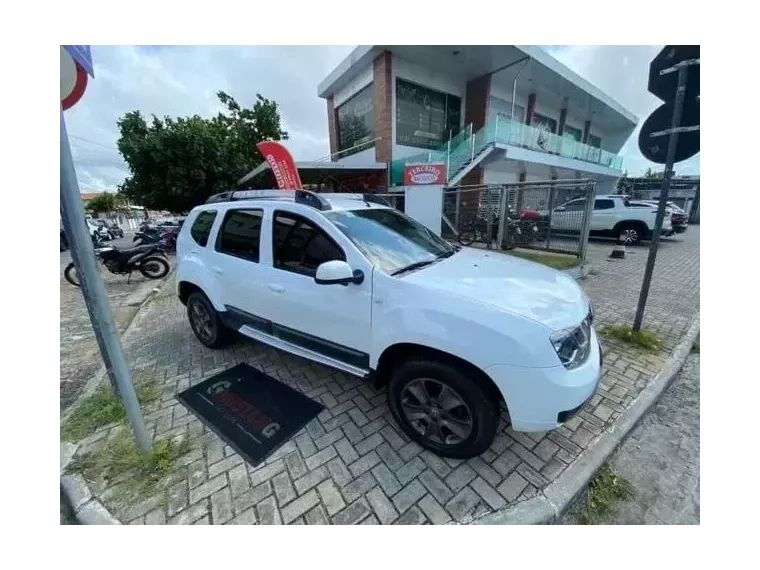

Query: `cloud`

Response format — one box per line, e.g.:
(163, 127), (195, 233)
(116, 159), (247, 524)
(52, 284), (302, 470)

(66, 45), (697, 191)
(65, 45), (354, 191)
(551, 45), (699, 176)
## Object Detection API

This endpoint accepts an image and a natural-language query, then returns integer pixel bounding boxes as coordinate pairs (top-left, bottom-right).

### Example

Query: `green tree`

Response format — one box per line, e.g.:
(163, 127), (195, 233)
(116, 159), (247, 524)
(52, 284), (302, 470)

(116, 91), (288, 213)
(87, 192), (126, 213)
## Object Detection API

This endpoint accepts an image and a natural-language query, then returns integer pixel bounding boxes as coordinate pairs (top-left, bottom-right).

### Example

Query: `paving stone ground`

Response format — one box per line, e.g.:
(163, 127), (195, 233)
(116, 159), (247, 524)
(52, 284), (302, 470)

(63, 227), (699, 525)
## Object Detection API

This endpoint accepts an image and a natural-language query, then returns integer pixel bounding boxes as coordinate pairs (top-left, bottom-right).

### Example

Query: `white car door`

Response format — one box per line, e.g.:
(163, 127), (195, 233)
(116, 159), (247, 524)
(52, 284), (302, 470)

(591, 198), (616, 231)
(208, 207), (269, 324)
(551, 199), (586, 232)
(257, 207), (373, 371)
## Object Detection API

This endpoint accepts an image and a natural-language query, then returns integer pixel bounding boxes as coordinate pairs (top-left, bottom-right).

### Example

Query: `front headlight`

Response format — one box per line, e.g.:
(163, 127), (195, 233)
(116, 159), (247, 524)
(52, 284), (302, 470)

(551, 313), (592, 370)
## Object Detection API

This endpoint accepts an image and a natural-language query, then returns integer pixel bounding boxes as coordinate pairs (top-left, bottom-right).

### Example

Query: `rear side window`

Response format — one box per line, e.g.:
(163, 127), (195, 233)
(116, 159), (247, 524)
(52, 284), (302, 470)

(562, 200), (586, 211)
(272, 211), (344, 276)
(216, 209), (264, 262)
(594, 199), (615, 210)
(190, 211), (217, 247)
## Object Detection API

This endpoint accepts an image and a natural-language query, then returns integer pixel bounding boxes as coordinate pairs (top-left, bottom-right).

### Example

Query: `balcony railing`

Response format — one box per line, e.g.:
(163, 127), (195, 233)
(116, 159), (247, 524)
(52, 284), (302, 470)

(390, 115), (623, 185)
(488, 116), (624, 170)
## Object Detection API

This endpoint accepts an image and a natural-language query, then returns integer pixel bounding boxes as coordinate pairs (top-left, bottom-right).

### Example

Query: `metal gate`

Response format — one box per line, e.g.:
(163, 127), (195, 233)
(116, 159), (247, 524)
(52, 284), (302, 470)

(442, 178), (596, 258)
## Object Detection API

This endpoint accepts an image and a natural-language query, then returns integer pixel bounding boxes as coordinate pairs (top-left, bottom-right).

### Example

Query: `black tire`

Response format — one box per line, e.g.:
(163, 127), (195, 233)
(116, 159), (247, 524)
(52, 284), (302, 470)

(186, 291), (233, 349)
(64, 262), (80, 287)
(616, 222), (645, 246)
(387, 359), (499, 459)
(138, 256), (170, 279)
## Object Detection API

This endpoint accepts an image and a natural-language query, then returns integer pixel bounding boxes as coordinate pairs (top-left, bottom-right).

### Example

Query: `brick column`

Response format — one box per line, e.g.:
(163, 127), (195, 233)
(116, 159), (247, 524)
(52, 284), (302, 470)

(458, 75), (492, 186)
(525, 93), (536, 126)
(326, 96), (338, 162)
(465, 75), (491, 130)
(558, 107), (567, 136)
(372, 51), (393, 164)
(582, 120), (591, 144)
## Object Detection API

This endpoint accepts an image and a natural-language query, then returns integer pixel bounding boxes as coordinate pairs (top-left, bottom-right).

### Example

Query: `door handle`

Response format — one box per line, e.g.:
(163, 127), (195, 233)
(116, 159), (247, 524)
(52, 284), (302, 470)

(212, 266), (223, 274)
(268, 284), (285, 293)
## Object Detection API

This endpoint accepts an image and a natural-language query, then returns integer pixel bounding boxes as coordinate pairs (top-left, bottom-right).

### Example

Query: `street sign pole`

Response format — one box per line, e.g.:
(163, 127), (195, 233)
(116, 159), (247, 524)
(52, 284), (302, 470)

(60, 108), (151, 454)
(632, 63), (689, 332)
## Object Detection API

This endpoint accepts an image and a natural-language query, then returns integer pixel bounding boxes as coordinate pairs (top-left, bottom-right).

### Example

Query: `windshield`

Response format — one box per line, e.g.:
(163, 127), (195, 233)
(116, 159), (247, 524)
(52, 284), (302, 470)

(325, 208), (455, 275)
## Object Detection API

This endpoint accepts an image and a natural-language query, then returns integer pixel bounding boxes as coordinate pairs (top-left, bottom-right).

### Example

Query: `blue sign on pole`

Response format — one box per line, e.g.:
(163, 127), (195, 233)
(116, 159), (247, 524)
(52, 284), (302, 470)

(62, 45), (94, 77)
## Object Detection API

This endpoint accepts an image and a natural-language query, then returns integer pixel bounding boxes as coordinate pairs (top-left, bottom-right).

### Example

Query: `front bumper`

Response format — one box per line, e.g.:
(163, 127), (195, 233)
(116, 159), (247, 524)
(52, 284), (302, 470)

(485, 329), (603, 432)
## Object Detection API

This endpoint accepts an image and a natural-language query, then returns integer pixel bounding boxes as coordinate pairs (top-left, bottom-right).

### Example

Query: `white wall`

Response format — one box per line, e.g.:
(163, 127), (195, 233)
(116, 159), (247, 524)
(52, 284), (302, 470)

(391, 55), (466, 161)
(336, 146), (377, 165)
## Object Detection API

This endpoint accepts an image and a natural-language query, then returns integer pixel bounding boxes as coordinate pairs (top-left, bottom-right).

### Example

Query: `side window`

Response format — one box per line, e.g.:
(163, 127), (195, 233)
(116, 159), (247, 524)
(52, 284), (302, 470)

(562, 200), (586, 211)
(272, 211), (345, 276)
(216, 209), (264, 262)
(594, 199), (615, 210)
(190, 211), (217, 247)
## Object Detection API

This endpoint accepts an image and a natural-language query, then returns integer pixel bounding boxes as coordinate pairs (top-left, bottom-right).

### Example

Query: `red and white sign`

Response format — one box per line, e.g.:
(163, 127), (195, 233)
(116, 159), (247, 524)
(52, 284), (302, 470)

(60, 47), (89, 111)
(403, 163), (446, 186)
(256, 141), (303, 190)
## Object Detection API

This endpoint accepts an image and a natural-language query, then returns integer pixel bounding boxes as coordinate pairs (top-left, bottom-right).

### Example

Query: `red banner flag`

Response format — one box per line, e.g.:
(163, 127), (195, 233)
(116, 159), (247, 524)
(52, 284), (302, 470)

(256, 141), (303, 190)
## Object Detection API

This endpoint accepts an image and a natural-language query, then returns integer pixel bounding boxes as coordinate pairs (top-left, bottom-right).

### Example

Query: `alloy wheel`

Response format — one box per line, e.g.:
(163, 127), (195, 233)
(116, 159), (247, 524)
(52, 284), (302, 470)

(190, 300), (214, 343)
(619, 228), (638, 245)
(400, 378), (473, 446)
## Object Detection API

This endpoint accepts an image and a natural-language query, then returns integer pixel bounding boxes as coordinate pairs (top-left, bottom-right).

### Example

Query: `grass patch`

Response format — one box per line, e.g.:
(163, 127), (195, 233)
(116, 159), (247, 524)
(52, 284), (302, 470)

(504, 250), (581, 270)
(572, 462), (634, 524)
(692, 338), (700, 353)
(68, 428), (190, 507)
(601, 323), (662, 353)
(61, 378), (162, 442)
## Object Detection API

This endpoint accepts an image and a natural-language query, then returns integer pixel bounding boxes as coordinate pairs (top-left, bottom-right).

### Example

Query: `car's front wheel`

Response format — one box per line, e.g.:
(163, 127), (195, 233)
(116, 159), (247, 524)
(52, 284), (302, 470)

(187, 291), (233, 349)
(387, 359), (499, 458)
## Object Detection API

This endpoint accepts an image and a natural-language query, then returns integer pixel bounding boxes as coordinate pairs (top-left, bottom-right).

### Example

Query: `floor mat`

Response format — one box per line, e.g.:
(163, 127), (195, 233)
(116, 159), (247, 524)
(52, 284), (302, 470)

(177, 363), (324, 467)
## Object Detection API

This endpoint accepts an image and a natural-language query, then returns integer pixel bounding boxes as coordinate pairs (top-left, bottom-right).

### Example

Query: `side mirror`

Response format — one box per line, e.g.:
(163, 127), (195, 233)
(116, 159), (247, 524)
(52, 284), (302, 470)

(314, 260), (364, 286)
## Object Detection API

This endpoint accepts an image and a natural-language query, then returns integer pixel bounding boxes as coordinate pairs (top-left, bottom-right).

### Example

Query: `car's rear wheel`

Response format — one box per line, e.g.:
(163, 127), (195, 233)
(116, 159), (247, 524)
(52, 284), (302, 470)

(187, 291), (233, 349)
(387, 359), (499, 458)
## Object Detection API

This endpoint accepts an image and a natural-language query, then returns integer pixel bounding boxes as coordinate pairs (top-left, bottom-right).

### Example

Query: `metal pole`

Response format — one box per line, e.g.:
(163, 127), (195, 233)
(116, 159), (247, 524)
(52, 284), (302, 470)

(511, 58), (530, 120)
(578, 181), (595, 261)
(60, 109), (151, 454)
(632, 64), (688, 332)
(446, 139), (451, 183)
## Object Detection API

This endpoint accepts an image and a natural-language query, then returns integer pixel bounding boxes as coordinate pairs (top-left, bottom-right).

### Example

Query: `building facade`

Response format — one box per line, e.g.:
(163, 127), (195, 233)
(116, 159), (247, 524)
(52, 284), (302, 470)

(318, 46), (638, 194)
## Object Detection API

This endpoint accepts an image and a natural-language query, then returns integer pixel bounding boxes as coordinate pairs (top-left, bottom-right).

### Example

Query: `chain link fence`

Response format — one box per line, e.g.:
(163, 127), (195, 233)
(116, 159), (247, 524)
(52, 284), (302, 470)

(442, 179), (596, 258)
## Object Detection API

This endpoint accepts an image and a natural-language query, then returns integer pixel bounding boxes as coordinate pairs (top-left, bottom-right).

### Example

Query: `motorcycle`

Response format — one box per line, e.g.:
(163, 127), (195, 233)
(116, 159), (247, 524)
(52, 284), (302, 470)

(64, 243), (170, 287)
(134, 227), (176, 253)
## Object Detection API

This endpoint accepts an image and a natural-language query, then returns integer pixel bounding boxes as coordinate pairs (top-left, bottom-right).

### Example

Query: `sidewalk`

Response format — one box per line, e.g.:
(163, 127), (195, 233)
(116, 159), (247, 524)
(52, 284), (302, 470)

(61, 228), (699, 525)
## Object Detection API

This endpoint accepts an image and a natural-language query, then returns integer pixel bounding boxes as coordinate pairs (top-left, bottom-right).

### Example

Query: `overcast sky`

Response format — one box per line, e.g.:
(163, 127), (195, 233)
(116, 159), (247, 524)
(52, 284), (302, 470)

(66, 45), (699, 192)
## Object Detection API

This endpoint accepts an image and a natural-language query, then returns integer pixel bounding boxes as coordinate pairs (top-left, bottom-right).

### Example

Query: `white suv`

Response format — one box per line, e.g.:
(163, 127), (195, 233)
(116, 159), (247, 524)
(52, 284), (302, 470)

(176, 190), (602, 458)
(551, 194), (672, 245)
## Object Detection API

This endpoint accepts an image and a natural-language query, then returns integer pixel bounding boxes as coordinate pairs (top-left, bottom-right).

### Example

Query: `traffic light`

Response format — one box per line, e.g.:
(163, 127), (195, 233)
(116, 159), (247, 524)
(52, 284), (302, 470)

(638, 45), (700, 165)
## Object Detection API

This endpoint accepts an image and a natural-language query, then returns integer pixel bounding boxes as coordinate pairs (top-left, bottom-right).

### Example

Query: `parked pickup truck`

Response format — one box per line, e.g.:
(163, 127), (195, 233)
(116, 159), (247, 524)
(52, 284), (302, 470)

(550, 194), (672, 245)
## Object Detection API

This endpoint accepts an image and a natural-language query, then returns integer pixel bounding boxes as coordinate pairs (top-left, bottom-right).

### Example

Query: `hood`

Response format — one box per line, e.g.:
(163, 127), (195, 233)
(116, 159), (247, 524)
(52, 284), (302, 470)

(402, 247), (589, 331)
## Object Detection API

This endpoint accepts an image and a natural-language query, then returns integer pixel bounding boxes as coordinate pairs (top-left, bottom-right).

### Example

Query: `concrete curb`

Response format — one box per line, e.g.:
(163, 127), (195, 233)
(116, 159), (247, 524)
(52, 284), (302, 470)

(60, 442), (121, 525)
(474, 315), (700, 525)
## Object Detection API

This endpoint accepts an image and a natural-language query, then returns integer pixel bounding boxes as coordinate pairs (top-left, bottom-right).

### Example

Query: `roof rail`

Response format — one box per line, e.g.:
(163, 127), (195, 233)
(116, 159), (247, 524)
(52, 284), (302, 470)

(204, 189), (332, 211)
(317, 193), (391, 207)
